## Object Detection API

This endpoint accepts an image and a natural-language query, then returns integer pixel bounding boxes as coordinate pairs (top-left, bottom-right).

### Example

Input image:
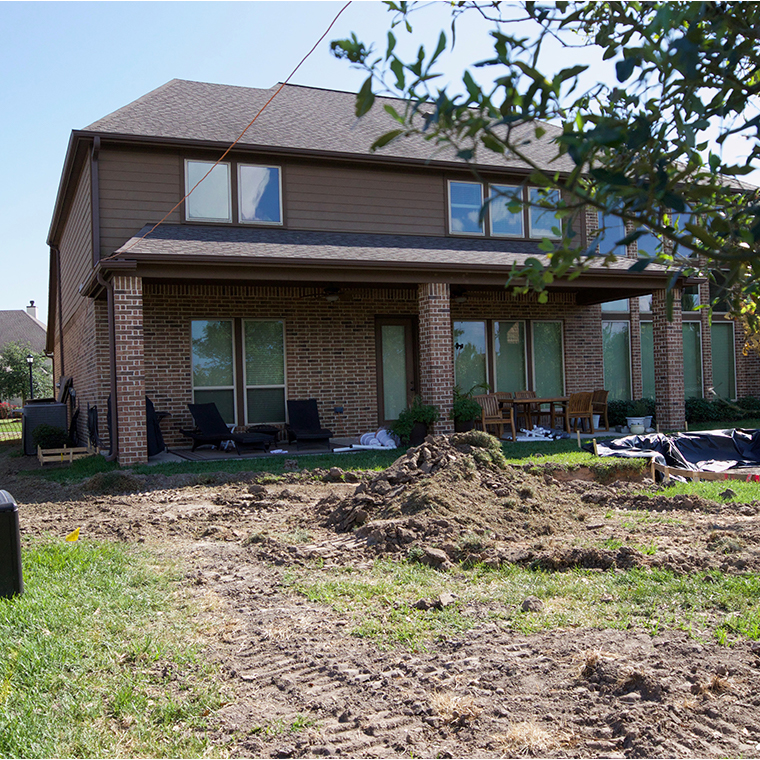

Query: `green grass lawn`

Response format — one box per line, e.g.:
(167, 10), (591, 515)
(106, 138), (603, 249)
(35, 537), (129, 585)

(0, 539), (227, 759)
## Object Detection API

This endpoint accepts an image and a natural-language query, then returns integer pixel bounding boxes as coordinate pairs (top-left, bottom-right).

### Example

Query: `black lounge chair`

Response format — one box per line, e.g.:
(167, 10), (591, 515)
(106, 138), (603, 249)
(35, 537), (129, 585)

(286, 399), (333, 450)
(181, 403), (275, 454)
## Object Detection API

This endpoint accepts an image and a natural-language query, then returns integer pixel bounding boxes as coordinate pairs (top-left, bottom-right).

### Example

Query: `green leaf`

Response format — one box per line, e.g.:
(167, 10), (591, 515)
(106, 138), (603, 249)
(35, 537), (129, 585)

(371, 130), (404, 150)
(355, 76), (375, 117)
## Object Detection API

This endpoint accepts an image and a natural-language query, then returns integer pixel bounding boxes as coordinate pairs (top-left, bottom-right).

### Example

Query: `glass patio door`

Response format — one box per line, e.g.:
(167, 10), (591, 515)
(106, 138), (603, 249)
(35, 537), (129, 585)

(376, 318), (417, 425)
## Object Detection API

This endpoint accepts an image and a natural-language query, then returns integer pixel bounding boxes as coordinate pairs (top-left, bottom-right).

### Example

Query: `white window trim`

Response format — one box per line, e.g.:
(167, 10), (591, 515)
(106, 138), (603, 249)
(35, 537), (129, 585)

(190, 318), (237, 422)
(528, 187), (562, 240)
(242, 319), (287, 425)
(238, 164), (284, 226)
(184, 159), (232, 223)
(448, 180), (485, 236)
(602, 319), (633, 401)
(530, 320), (565, 395)
(488, 184), (525, 238)
(492, 320), (528, 392)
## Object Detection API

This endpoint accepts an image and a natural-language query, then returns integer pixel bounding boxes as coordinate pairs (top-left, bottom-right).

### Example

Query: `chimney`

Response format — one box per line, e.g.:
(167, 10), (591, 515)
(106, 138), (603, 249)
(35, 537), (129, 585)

(26, 301), (38, 320)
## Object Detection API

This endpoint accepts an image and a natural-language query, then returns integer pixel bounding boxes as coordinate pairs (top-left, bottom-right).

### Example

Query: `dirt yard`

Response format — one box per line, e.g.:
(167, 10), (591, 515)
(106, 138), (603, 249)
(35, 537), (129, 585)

(5, 432), (760, 758)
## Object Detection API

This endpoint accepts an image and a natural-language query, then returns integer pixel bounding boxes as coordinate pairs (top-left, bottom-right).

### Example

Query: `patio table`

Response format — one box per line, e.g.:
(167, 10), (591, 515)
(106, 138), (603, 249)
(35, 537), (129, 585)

(501, 396), (570, 431)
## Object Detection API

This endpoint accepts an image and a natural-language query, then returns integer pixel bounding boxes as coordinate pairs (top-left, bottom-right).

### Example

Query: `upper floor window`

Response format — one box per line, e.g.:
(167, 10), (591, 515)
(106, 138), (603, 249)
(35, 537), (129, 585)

(448, 181), (484, 235)
(239, 165), (282, 225)
(528, 188), (562, 239)
(488, 184), (524, 237)
(449, 182), (563, 239)
(185, 159), (282, 225)
(597, 211), (627, 256)
(185, 160), (231, 223)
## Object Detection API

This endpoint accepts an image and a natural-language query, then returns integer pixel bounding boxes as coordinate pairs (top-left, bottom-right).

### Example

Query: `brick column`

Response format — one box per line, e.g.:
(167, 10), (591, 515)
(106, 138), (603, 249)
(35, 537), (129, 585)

(652, 288), (685, 430)
(113, 274), (147, 465)
(418, 282), (454, 435)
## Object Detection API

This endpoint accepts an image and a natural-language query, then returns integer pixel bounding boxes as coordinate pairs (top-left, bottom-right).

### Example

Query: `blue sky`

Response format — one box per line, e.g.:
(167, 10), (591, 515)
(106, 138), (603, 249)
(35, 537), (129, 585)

(4, 0), (510, 324)
(2, 1), (755, 326)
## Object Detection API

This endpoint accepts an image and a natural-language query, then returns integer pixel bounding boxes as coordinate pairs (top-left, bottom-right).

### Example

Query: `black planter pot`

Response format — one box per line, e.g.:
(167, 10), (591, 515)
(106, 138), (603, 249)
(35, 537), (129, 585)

(409, 421), (428, 446)
(454, 419), (476, 433)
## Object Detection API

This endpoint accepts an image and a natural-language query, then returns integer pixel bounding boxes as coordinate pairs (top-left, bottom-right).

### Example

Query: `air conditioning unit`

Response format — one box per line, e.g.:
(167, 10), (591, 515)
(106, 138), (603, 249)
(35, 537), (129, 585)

(22, 401), (68, 456)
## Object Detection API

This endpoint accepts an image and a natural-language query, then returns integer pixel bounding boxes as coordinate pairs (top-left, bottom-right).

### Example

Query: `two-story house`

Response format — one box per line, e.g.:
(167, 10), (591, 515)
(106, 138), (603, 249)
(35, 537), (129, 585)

(45, 79), (760, 464)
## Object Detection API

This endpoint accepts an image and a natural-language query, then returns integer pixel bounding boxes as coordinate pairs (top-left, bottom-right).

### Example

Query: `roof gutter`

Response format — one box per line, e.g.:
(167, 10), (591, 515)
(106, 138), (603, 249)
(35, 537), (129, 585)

(96, 269), (118, 462)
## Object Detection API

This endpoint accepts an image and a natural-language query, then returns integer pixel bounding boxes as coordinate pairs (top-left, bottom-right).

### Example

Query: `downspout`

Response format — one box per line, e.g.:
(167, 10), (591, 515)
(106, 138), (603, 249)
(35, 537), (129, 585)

(54, 246), (64, 377)
(96, 269), (118, 462)
(91, 136), (101, 268)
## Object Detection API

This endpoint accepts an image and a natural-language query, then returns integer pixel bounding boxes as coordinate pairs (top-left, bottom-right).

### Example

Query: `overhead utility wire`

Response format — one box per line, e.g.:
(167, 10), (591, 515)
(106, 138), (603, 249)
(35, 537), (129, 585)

(115, 1), (352, 256)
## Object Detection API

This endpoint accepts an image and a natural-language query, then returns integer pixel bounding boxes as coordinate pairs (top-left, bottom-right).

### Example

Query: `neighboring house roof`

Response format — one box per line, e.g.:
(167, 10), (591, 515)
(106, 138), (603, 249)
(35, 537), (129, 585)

(0, 310), (46, 353)
(83, 79), (573, 173)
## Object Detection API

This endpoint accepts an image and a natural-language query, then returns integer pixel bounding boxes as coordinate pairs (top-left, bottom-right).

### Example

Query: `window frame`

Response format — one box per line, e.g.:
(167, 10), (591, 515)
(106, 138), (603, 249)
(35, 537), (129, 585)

(190, 318), (237, 423)
(601, 319), (633, 401)
(530, 319), (565, 396)
(492, 319), (528, 393)
(242, 319), (287, 425)
(487, 184), (525, 238)
(237, 163), (283, 226)
(528, 187), (562, 240)
(448, 180), (485, 236)
(184, 159), (232, 223)
(682, 320), (704, 399)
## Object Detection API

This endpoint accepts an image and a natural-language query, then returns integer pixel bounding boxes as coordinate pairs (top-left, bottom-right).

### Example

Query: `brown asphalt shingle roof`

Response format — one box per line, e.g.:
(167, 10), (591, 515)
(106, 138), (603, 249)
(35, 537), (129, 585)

(84, 79), (573, 173)
(114, 224), (663, 276)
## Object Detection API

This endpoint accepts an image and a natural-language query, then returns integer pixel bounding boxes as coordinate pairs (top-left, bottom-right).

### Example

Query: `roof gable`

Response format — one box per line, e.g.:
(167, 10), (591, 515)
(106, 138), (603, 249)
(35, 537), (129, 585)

(0, 310), (47, 353)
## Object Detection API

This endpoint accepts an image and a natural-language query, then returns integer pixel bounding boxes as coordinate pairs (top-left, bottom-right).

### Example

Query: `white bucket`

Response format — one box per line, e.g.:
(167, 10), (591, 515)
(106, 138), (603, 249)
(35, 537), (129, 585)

(593, 414), (601, 429)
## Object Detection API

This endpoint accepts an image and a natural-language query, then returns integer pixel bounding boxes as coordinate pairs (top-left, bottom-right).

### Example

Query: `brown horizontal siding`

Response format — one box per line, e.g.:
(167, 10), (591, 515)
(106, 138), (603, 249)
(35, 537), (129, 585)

(286, 164), (445, 235)
(99, 148), (182, 254)
(59, 160), (92, 327)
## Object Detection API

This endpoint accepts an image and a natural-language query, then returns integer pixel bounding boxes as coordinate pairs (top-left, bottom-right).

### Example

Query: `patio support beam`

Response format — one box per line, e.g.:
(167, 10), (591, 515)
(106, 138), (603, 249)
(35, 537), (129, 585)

(652, 288), (685, 431)
(113, 274), (148, 465)
(418, 282), (455, 435)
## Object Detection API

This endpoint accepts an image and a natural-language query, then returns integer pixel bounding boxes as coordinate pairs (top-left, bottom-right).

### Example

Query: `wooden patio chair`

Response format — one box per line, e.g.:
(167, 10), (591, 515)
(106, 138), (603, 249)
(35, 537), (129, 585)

(474, 394), (516, 442)
(592, 389), (610, 431)
(513, 390), (545, 429)
(564, 392), (595, 433)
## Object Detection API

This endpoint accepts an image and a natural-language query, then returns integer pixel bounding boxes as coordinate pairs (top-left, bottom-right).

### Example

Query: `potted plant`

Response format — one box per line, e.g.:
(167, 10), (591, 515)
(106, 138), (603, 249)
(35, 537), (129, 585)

(626, 400), (649, 435)
(391, 396), (440, 446)
(450, 384), (486, 433)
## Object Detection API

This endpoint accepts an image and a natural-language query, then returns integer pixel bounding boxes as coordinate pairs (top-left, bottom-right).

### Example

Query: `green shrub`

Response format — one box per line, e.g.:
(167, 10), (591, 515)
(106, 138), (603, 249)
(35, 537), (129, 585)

(31, 423), (70, 450)
(391, 397), (440, 443)
(607, 399), (656, 427)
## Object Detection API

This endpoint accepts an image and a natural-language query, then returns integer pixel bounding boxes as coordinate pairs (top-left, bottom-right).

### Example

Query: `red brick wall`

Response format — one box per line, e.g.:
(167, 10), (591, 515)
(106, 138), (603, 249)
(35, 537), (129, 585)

(652, 288), (685, 429)
(113, 275), (146, 464)
(143, 283), (418, 446)
(418, 283), (454, 434)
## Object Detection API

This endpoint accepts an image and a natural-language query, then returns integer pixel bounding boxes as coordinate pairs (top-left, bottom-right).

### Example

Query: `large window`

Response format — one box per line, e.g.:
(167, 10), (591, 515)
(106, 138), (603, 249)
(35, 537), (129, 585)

(711, 321), (736, 400)
(453, 321), (488, 390)
(683, 322), (703, 398)
(448, 181), (484, 235)
(244, 320), (286, 423)
(602, 321), (632, 400)
(488, 185), (524, 237)
(494, 321), (527, 392)
(531, 321), (564, 397)
(597, 211), (627, 256)
(453, 319), (564, 396)
(239, 165), (282, 224)
(191, 320), (235, 422)
(185, 160), (231, 222)
(640, 322), (655, 399)
(528, 188), (562, 239)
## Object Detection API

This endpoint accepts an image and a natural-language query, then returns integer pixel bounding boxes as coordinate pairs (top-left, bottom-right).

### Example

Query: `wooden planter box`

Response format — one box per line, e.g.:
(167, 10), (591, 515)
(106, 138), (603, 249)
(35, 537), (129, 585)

(37, 444), (96, 466)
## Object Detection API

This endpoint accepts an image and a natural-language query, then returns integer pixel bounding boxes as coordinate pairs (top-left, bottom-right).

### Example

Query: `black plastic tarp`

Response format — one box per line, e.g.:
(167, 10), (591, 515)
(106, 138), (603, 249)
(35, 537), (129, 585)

(587, 429), (760, 472)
